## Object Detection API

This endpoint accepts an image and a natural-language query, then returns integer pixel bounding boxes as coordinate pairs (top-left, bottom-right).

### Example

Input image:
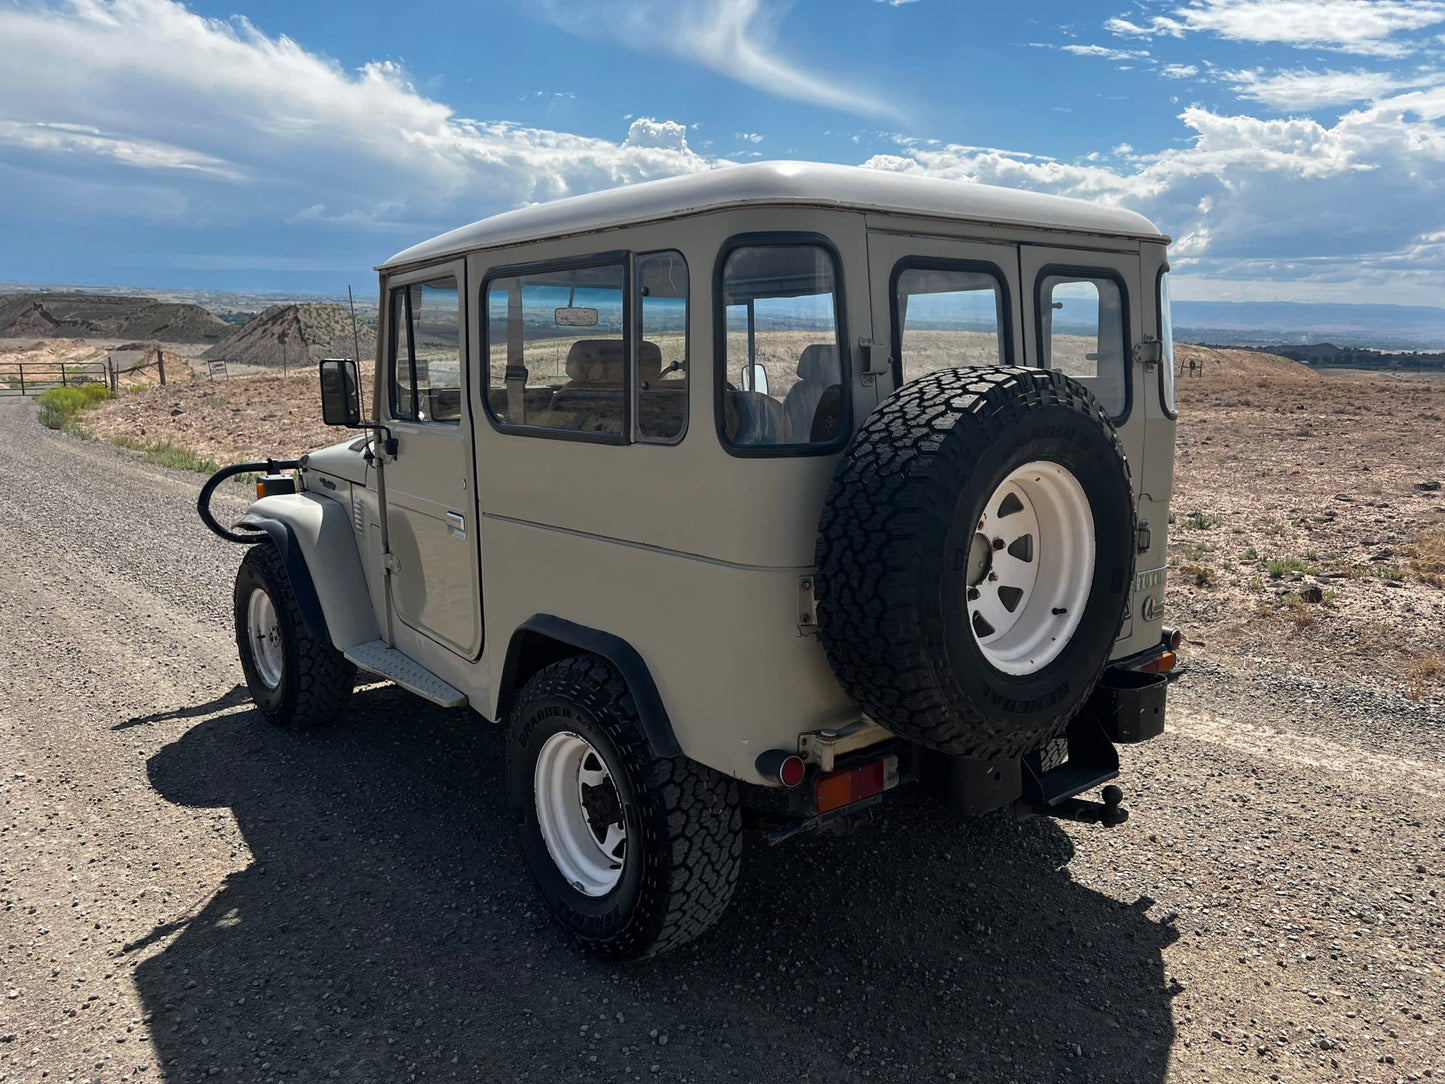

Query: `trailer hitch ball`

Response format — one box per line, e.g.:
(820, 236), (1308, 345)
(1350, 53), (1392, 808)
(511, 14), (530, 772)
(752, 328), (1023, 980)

(1100, 784), (1126, 826)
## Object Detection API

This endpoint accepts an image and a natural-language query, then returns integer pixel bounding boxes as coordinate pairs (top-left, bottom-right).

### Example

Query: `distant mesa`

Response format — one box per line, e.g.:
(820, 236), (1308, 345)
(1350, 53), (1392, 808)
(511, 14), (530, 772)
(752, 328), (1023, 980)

(202, 303), (377, 370)
(0, 292), (229, 343)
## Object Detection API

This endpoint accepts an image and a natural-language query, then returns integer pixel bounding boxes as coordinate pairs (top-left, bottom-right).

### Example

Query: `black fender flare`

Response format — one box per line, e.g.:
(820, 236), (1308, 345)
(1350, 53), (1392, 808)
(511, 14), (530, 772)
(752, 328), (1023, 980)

(236, 513), (331, 643)
(498, 616), (681, 758)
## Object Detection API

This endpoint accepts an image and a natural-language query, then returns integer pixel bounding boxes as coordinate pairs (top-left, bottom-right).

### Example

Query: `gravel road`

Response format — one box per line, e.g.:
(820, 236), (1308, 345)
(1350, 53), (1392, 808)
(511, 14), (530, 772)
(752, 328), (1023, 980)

(1, 394), (1442, 1084)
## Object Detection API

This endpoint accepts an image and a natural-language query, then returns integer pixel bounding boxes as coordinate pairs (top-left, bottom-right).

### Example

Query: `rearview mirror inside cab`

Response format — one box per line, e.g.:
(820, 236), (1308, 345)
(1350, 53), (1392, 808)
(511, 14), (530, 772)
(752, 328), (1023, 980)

(554, 306), (599, 327)
(319, 358), (361, 427)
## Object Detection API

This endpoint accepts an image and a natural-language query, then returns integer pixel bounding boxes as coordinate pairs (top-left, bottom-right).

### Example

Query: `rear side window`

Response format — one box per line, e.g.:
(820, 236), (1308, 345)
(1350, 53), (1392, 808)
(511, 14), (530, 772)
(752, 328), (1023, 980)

(389, 276), (462, 425)
(1039, 272), (1127, 417)
(485, 262), (627, 438)
(718, 241), (846, 451)
(893, 263), (1007, 384)
(635, 251), (688, 444)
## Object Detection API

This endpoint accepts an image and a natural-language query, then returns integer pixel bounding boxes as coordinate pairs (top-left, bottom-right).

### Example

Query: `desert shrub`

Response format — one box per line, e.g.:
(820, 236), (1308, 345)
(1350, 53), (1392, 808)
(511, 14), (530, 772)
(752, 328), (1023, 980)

(1183, 511), (1223, 529)
(1242, 545), (1260, 561)
(36, 384), (112, 429)
(1266, 555), (1316, 578)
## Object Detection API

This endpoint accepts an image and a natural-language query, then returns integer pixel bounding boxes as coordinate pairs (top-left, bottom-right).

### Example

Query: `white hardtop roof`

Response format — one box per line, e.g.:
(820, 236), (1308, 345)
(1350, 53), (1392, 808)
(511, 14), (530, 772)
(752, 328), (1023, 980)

(380, 160), (1164, 271)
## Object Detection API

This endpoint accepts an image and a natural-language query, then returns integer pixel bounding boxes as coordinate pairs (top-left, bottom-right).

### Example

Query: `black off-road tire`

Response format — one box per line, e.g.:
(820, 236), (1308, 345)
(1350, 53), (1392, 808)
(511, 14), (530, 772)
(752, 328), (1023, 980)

(507, 655), (742, 960)
(233, 544), (354, 729)
(814, 366), (1135, 759)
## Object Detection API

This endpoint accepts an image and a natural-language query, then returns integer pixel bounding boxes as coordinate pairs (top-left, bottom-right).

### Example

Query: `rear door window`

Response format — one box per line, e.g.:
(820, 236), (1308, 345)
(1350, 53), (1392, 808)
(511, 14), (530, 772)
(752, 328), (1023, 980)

(893, 263), (1007, 384)
(1038, 272), (1127, 417)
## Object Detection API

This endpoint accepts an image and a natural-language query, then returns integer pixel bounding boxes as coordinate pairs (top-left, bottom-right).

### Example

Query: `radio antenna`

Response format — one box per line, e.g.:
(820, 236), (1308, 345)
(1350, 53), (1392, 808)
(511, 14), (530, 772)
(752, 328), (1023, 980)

(347, 284), (362, 366)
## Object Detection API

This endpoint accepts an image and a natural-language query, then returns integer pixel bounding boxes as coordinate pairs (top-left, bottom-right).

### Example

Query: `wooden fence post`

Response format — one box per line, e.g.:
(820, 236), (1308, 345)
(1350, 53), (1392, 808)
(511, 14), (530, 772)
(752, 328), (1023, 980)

(158, 353), (166, 386)
(18, 365), (24, 396)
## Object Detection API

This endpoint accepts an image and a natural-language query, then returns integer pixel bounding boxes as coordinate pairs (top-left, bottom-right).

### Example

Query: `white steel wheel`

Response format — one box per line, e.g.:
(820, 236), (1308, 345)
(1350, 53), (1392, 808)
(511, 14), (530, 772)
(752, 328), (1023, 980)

(965, 460), (1095, 676)
(246, 586), (285, 689)
(533, 731), (627, 897)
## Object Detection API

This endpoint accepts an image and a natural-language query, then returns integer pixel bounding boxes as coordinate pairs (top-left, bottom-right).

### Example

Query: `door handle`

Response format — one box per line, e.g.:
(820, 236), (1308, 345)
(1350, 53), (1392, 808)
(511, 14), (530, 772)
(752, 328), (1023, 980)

(445, 511), (466, 537)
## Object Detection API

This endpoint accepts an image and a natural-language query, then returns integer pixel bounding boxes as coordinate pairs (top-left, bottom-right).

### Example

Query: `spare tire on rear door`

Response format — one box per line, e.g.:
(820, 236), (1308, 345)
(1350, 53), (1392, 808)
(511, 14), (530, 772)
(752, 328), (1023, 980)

(814, 366), (1135, 759)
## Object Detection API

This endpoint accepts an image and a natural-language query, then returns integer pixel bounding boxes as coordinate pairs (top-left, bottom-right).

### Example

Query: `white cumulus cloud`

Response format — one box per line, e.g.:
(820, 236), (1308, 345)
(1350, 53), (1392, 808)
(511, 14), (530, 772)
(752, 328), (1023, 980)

(0, 0), (719, 236)
(864, 88), (1445, 302)
(1107, 0), (1445, 56)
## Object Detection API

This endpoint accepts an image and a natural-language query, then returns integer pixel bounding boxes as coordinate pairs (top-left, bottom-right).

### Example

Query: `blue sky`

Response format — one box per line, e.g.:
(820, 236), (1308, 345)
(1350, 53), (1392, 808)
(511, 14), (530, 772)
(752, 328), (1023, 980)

(1, 0), (1443, 304)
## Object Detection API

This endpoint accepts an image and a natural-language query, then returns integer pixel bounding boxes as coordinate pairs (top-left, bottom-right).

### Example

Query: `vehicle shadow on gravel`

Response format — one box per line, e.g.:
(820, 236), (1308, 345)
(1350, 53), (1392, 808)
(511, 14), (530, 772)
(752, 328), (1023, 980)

(136, 686), (1180, 1084)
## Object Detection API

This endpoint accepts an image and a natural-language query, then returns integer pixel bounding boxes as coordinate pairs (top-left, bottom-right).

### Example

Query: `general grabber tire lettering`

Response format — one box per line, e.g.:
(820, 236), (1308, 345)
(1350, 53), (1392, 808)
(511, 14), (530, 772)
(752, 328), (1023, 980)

(814, 367), (1135, 759)
(507, 655), (742, 960)
(233, 544), (354, 729)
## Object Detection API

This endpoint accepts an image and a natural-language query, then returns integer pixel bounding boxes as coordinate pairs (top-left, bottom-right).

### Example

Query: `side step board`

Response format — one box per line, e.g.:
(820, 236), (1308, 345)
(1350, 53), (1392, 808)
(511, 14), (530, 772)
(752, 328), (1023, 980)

(343, 640), (468, 708)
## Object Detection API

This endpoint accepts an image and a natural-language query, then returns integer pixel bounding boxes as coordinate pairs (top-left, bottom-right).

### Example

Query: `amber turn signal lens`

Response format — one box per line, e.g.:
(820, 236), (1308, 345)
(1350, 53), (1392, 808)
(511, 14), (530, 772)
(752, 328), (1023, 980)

(814, 757), (895, 814)
(1135, 650), (1177, 674)
(256, 480), (267, 499)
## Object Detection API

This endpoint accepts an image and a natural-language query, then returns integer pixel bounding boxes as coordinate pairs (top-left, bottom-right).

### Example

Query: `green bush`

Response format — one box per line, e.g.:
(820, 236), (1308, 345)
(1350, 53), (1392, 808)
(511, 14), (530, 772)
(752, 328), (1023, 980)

(36, 384), (112, 429)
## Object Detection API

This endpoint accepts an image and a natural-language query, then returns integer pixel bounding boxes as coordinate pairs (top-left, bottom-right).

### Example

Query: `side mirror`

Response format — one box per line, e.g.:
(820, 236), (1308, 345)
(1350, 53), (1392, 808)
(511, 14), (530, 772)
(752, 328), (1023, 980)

(319, 358), (361, 427)
(742, 362), (770, 396)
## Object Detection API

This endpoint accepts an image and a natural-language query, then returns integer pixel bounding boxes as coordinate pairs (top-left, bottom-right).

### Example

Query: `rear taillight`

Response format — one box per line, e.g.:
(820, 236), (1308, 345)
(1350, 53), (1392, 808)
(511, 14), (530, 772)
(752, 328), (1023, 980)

(814, 755), (898, 813)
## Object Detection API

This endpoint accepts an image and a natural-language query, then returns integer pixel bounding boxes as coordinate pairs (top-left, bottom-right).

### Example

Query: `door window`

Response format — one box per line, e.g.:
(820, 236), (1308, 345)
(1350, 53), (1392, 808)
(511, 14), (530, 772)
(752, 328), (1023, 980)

(485, 262), (627, 438)
(718, 242), (846, 450)
(1038, 272), (1127, 417)
(389, 276), (463, 425)
(893, 263), (1007, 384)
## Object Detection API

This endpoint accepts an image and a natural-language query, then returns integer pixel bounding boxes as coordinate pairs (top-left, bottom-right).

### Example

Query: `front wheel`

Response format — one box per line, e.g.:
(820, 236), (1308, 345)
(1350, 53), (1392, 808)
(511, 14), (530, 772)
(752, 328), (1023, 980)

(507, 655), (742, 960)
(234, 544), (354, 729)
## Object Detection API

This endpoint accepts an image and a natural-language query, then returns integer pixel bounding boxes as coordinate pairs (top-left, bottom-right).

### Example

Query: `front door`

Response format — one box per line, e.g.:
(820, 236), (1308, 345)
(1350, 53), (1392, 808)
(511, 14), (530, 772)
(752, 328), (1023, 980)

(381, 260), (483, 660)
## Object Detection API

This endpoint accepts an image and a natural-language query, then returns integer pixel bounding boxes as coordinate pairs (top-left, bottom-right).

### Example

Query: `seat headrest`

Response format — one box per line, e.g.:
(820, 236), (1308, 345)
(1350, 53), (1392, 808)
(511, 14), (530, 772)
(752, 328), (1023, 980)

(796, 343), (837, 384)
(564, 339), (664, 384)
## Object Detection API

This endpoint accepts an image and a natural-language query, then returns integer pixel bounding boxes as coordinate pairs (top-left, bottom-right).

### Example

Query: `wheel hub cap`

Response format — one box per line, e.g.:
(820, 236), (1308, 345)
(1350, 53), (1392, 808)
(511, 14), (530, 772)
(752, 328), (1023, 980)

(534, 732), (627, 897)
(246, 587), (283, 689)
(965, 460), (1095, 676)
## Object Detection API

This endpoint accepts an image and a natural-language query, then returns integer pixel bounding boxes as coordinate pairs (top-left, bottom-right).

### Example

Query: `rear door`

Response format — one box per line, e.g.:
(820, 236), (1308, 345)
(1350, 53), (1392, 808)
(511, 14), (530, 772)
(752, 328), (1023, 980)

(865, 231), (1023, 400)
(1019, 244), (1146, 643)
(381, 260), (484, 660)
(1018, 245), (1145, 497)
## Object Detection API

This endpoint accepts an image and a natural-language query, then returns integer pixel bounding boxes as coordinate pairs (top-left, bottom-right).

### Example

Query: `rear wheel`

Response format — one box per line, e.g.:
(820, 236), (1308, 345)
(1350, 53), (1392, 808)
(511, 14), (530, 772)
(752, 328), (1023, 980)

(507, 655), (742, 960)
(234, 544), (354, 729)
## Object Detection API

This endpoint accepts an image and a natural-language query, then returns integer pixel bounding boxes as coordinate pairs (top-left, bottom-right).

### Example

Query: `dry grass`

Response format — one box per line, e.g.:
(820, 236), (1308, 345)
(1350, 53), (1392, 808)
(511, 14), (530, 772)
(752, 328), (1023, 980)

(1408, 527), (1445, 587)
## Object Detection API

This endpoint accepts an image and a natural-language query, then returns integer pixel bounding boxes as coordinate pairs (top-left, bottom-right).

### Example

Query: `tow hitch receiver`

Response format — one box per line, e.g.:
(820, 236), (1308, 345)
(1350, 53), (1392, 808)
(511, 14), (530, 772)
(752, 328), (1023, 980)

(1021, 710), (1129, 826)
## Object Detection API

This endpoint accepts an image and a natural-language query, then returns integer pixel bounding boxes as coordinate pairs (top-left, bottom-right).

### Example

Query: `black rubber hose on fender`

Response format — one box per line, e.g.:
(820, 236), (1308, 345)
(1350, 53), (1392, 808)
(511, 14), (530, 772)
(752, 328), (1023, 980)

(198, 459), (301, 544)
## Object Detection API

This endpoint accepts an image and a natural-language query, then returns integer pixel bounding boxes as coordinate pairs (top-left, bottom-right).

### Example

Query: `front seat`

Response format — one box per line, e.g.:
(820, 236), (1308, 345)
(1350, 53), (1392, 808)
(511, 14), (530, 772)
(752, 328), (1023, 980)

(783, 344), (840, 442)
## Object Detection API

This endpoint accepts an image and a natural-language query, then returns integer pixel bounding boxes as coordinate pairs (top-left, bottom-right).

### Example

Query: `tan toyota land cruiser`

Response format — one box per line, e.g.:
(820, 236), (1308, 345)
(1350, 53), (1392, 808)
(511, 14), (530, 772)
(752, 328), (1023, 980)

(198, 161), (1181, 960)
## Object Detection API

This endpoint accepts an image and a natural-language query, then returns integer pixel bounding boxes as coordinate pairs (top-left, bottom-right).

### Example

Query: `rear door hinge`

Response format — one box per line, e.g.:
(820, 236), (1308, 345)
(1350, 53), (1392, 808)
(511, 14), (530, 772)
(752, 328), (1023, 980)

(1137, 520), (1152, 554)
(797, 576), (819, 636)
(383, 552), (401, 573)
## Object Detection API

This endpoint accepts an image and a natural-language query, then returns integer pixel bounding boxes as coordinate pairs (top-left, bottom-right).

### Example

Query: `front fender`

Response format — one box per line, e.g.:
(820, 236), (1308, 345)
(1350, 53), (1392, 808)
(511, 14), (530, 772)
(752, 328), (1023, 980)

(240, 493), (379, 650)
